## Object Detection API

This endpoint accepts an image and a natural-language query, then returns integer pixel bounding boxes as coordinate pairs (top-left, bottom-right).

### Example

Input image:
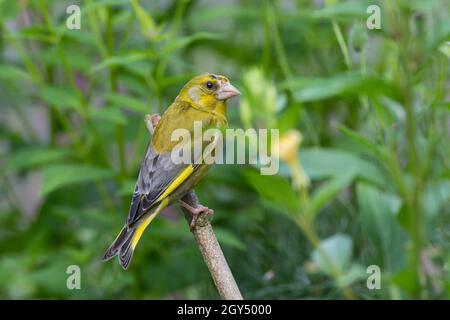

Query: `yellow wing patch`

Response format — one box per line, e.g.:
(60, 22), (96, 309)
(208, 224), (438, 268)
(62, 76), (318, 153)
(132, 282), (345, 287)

(131, 199), (167, 250)
(155, 165), (194, 202)
(131, 213), (155, 250)
(131, 165), (194, 251)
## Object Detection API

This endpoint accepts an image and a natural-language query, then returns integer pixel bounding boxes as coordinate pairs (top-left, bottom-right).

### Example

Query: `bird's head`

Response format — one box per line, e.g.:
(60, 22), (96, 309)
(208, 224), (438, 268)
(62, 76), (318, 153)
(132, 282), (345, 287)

(179, 73), (240, 109)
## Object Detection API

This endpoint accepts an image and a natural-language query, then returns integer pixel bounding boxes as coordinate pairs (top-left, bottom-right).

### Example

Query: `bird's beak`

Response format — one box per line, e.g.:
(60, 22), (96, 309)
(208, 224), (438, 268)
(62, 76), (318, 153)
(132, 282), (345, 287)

(216, 82), (240, 101)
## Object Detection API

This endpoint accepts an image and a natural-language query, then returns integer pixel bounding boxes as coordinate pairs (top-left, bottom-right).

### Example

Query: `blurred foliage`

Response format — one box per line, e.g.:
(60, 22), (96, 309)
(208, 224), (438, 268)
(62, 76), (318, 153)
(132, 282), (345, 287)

(0, 0), (449, 299)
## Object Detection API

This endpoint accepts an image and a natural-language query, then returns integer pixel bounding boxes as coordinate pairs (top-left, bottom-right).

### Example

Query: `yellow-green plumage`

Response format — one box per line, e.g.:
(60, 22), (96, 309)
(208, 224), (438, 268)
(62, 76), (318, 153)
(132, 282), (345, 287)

(102, 74), (240, 269)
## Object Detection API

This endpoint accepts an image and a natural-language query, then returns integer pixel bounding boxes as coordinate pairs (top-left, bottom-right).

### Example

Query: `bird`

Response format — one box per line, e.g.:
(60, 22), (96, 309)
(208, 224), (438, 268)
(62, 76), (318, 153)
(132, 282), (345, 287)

(102, 73), (240, 269)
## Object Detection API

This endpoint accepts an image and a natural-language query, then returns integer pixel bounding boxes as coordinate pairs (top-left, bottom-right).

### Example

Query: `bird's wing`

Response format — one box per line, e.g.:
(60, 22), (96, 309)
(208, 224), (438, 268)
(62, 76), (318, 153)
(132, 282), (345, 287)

(126, 143), (194, 227)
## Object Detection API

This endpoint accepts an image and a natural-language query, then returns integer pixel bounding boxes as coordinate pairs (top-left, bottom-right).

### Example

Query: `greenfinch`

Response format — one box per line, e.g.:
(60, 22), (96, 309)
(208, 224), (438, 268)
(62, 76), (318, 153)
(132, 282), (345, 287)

(102, 74), (240, 269)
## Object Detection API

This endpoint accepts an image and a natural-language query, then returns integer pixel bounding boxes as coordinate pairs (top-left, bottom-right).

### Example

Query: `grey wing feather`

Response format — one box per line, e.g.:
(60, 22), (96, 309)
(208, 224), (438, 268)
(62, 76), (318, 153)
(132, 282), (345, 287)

(126, 143), (188, 226)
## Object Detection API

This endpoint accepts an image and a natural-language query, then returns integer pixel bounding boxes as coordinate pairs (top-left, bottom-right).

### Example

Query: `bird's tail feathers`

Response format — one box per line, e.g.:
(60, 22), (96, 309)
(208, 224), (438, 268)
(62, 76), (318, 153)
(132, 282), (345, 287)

(101, 225), (136, 269)
(102, 207), (162, 269)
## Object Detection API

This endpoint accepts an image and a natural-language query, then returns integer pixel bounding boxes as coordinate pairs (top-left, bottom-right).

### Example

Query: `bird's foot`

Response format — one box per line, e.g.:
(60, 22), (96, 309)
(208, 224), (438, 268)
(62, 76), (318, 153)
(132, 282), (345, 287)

(179, 200), (214, 229)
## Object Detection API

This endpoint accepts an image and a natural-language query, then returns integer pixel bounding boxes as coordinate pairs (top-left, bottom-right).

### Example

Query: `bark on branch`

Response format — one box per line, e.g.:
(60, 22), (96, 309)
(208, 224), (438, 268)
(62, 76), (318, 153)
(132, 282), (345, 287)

(144, 114), (243, 300)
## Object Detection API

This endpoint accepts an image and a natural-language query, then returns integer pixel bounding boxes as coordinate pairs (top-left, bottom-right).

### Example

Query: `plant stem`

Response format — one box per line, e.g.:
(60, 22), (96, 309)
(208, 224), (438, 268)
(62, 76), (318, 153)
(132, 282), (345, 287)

(332, 20), (351, 69)
(265, 1), (293, 80)
(290, 157), (355, 299)
(106, 8), (127, 185)
(182, 191), (243, 300)
(402, 66), (425, 297)
(295, 215), (355, 299)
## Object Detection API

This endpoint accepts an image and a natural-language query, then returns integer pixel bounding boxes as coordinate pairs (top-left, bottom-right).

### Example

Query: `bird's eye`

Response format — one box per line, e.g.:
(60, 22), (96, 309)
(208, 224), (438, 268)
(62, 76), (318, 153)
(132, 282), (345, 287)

(206, 81), (214, 89)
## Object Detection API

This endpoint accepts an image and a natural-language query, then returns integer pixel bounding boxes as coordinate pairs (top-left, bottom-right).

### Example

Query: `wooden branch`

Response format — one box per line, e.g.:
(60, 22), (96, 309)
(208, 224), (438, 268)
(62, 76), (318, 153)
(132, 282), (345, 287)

(144, 114), (243, 300)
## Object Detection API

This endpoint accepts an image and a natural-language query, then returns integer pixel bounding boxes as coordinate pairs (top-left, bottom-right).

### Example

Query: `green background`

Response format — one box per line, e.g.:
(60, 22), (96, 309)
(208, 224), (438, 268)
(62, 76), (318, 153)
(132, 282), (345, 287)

(0, 0), (449, 299)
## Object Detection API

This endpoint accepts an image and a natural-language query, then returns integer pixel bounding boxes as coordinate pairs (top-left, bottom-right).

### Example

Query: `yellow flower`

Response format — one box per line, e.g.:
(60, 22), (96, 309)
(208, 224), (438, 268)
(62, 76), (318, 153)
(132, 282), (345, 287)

(272, 129), (310, 190)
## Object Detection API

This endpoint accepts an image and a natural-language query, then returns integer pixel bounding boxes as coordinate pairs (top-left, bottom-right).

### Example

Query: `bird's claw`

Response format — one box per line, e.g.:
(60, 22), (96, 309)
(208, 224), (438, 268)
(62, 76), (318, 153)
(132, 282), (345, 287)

(145, 114), (161, 134)
(180, 200), (214, 230)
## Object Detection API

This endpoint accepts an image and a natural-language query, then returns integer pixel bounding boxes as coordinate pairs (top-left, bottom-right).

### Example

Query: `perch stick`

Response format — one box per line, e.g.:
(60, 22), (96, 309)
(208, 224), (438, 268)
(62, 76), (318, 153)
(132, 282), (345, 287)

(144, 114), (243, 300)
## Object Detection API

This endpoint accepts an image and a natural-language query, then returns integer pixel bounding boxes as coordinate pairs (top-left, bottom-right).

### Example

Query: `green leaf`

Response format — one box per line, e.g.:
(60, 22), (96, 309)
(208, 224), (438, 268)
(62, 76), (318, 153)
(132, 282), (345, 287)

(426, 19), (450, 51)
(189, 6), (261, 25)
(6, 148), (71, 173)
(29, 258), (74, 296)
(301, 148), (387, 188)
(337, 124), (384, 158)
(0, 0), (20, 19)
(13, 26), (57, 43)
(392, 264), (420, 295)
(122, 61), (154, 79)
(130, 0), (158, 40)
(357, 183), (407, 271)
(0, 64), (32, 81)
(83, 0), (129, 12)
(39, 86), (82, 111)
(313, 0), (369, 20)
(308, 170), (355, 220)
(90, 107), (127, 125)
(41, 164), (114, 196)
(423, 180), (450, 220)
(58, 48), (91, 71)
(215, 228), (246, 250)
(280, 72), (399, 102)
(336, 263), (367, 288)
(105, 93), (149, 114)
(117, 179), (136, 197)
(164, 32), (223, 55)
(59, 28), (98, 49)
(243, 169), (299, 214)
(312, 233), (353, 275)
(91, 52), (153, 73)
(276, 103), (301, 133)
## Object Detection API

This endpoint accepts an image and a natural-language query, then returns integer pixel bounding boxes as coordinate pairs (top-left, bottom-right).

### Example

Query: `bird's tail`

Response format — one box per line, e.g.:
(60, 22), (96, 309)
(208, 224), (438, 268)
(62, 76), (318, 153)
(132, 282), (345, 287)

(102, 211), (158, 269)
(101, 225), (135, 269)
